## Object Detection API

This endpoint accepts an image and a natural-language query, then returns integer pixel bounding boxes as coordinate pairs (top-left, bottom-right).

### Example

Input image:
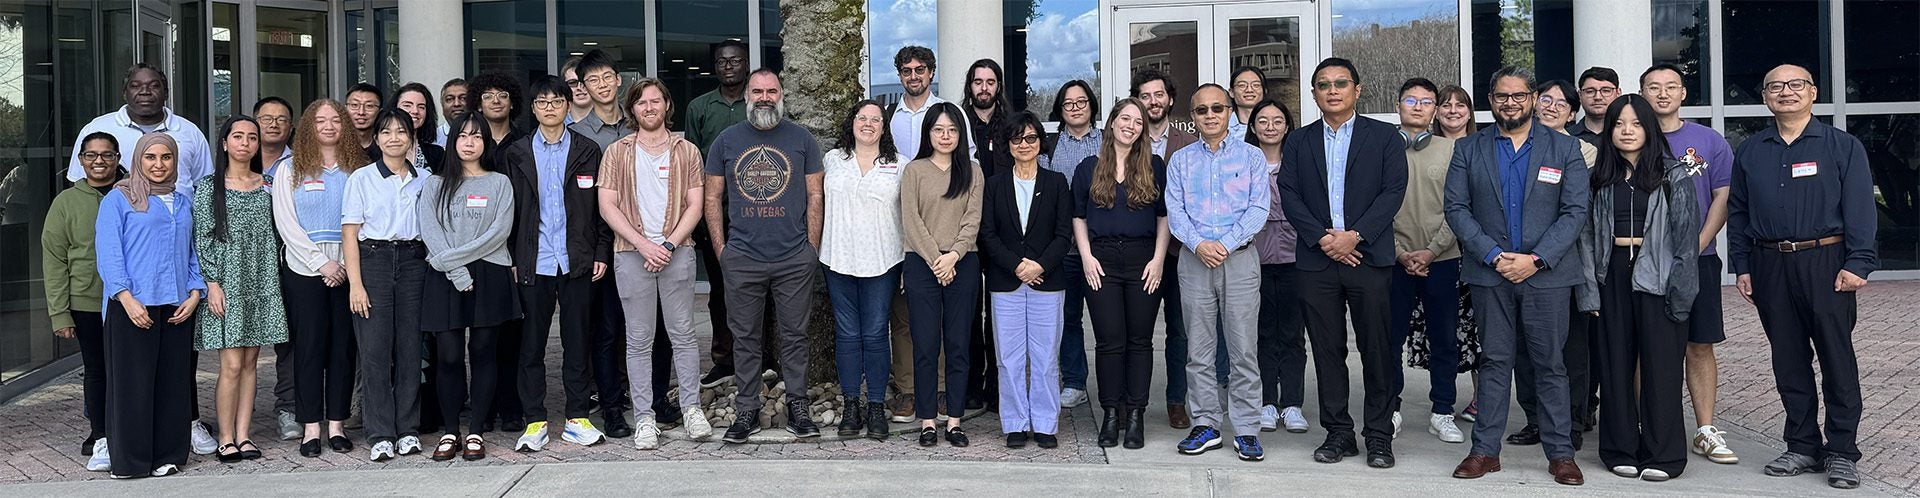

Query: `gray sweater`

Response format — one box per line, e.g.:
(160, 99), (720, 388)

(417, 172), (516, 289)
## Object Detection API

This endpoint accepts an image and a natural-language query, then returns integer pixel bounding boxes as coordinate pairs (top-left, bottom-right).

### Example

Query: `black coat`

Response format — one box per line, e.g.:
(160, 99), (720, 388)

(502, 128), (611, 284)
(1278, 116), (1409, 271)
(979, 168), (1074, 292)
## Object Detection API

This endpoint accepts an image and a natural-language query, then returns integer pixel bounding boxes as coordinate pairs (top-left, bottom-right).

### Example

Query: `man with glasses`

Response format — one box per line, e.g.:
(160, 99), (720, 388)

(1387, 77), (1466, 445)
(1277, 58), (1408, 468)
(561, 56), (595, 125)
(1165, 84), (1272, 462)
(1573, 67), (1620, 142)
(1445, 66), (1589, 486)
(1730, 64), (1874, 490)
(685, 39), (753, 390)
(436, 78), (468, 147)
(1642, 63), (1740, 467)
(566, 49), (644, 440)
(346, 82), (384, 153)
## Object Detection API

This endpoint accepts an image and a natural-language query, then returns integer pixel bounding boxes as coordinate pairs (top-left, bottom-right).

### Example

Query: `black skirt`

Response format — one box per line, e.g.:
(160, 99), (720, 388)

(420, 261), (522, 332)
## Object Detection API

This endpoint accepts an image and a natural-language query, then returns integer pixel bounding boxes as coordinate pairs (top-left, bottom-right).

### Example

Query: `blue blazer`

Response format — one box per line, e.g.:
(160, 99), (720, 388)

(1278, 116), (1408, 271)
(1443, 122), (1591, 289)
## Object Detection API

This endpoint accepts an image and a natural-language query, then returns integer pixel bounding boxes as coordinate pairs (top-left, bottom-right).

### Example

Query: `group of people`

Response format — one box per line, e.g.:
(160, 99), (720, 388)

(43, 38), (1873, 491)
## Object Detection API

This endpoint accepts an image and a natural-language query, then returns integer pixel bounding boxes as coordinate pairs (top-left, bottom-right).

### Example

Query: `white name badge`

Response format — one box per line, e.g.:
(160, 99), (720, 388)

(1792, 161), (1818, 178)
(656, 164), (672, 179)
(878, 163), (900, 174)
(302, 180), (325, 192)
(1538, 167), (1564, 185)
(576, 175), (595, 188)
(466, 195), (489, 208)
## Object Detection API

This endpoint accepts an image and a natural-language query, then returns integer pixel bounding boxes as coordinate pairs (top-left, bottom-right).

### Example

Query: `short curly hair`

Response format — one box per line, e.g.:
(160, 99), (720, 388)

(465, 70), (525, 123)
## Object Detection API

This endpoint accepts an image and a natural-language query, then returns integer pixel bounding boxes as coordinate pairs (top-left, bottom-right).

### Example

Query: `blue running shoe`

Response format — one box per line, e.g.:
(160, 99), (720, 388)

(1178, 426), (1222, 455)
(1235, 435), (1264, 461)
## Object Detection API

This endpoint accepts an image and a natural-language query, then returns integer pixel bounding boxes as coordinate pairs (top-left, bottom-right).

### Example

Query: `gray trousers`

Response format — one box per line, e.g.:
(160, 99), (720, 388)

(722, 246), (817, 414)
(1178, 247), (1264, 436)
(614, 249), (702, 417)
(1469, 282), (1575, 459)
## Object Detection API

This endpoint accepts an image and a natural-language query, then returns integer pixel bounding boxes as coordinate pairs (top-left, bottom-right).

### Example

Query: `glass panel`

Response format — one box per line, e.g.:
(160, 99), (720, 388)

(176, 1), (207, 128)
(374, 7), (398, 89)
(56, 1), (99, 140)
(1, 0), (85, 382)
(1470, 0), (1574, 111)
(1722, 114), (1833, 150)
(760, 0), (783, 72)
(1723, 0), (1831, 105)
(1333, 0), (1463, 115)
(1009, 0), (1098, 120)
(347, 7), (364, 84)
(1850, 114), (1920, 271)
(1844, 0), (1919, 103)
(865, 0), (938, 101)
(558, 0), (648, 90)
(657, 0), (747, 132)
(1652, 0), (1709, 106)
(257, 6), (328, 110)
(465, 0), (548, 91)
(1128, 20), (1198, 130)
(1225, 17), (1301, 119)
(211, 2), (236, 124)
(102, 3), (133, 93)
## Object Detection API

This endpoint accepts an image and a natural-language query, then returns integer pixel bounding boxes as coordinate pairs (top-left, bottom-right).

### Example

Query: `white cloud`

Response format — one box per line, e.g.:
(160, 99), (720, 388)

(1021, 9), (1100, 90)
(867, 0), (938, 86)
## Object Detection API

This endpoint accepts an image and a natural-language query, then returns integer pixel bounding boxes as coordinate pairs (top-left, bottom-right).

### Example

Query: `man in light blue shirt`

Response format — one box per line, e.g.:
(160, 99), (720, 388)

(1324, 118), (1354, 231)
(534, 126), (571, 277)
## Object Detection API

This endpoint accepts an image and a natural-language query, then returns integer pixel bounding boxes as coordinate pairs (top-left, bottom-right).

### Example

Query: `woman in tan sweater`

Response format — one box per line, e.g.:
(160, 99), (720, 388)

(899, 102), (984, 447)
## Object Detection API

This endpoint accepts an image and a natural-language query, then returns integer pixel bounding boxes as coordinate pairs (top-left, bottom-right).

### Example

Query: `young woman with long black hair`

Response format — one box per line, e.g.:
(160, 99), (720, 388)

(194, 115), (289, 462)
(900, 101), (984, 447)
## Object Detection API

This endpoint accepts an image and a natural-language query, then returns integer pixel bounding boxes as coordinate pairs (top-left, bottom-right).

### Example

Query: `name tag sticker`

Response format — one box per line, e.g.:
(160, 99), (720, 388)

(302, 180), (325, 192)
(1538, 167), (1564, 185)
(878, 163), (900, 174)
(576, 175), (595, 188)
(656, 164), (672, 179)
(1791, 162), (1818, 178)
(465, 195), (488, 208)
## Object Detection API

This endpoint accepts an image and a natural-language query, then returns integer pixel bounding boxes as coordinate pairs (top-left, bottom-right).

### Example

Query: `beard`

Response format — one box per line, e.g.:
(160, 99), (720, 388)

(905, 83), (928, 97)
(1497, 111), (1531, 131)
(748, 101), (784, 130)
(971, 93), (997, 110)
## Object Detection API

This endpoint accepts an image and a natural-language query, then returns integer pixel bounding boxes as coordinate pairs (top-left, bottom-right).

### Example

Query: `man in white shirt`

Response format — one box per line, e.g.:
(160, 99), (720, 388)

(435, 78), (468, 148)
(67, 64), (213, 202)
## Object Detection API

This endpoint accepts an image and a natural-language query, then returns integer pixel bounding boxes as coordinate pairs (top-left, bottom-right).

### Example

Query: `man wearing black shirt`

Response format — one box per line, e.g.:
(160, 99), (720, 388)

(962, 58), (1009, 411)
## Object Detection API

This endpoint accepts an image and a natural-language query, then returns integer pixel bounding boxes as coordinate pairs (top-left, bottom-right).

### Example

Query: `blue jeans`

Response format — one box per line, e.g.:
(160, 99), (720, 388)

(827, 265), (901, 402)
(1390, 259), (1462, 415)
(1163, 255), (1229, 404)
(1058, 255), (1088, 391)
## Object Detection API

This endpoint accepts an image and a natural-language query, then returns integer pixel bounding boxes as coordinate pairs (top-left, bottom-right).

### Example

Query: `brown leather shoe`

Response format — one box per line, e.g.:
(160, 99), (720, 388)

(431, 435), (459, 461)
(1453, 454), (1502, 479)
(1168, 404), (1192, 429)
(461, 435), (487, 461)
(1550, 458), (1585, 485)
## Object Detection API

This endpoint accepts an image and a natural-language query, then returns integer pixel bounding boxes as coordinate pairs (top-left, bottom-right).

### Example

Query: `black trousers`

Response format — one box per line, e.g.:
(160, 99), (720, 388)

(1752, 243), (1863, 461)
(273, 340), (296, 415)
(1085, 238), (1160, 409)
(904, 252), (979, 419)
(968, 279), (997, 409)
(519, 272), (597, 421)
(593, 275), (633, 414)
(284, 270), (356, 423)
(420, 336), (440, 432)
(105, 302), (193, 477)
(74, 310), (107, 439)
(693, 223), (735, 370)
(1518, 298), (1594, 430)
(1257, 263), (1306, 408)
(492, 323), (522, 424)
(1298, 263), (1396, 441)
(434, 326), (500, 435)
(1596, 247), (1690, 475)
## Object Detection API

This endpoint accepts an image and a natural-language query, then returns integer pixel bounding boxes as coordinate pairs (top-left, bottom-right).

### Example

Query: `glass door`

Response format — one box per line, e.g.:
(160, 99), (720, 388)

(1107, 5), (1213, 136)
(1106, 2), (1321, 129)
(1214, 2), (1319, 124)
(139, 9), (173, 82)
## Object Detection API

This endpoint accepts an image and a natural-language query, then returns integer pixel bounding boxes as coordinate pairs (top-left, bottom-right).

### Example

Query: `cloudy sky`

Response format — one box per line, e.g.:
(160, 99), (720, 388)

(865, 0), (1099, 95)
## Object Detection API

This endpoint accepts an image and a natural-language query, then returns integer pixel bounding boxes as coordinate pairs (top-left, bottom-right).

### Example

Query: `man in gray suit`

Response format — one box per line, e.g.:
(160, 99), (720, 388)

(1442, 66), (1590, 486)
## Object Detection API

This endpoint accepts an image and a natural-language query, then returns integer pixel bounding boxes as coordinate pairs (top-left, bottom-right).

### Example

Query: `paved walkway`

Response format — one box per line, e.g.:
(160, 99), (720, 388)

(1, 282), (1915, 496)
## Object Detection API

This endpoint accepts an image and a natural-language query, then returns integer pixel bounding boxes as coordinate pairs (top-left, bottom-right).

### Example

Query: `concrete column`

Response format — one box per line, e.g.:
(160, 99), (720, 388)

(1573, 0), (1653, 93)
(936, 0), (1004, 104)
(398, 0), (465, 87)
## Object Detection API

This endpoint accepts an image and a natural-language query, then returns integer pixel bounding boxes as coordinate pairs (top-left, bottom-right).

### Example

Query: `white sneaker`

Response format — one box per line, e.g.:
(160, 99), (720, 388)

(1280, 406), (1309, 433)
(189, 420), (217, 455)
(1641, 468), (1672, 481)
(151, 464), (178, 477)
(633, 416), (661, 450)
(684, 407), (714, 440)
(369, 441), (396, 461)
(1429, 414), (1465, 443)
(1392, 411), (1402, 438)
(1060, 388), (1088, 408)
(1692, 425), (1739, 464)
(395, 435), (423, 456)
(85, 439), (110, 472)
(278, 410), (301, 441)
(1611, 465), (1642, 478)
(562, 418), (606, 446)
(1259, 405), (1280, 432)
(516, 421), (550, 452)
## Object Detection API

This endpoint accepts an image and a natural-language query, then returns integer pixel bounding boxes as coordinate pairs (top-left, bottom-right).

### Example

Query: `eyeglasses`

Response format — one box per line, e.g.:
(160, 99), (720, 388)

(852, 114), (885, 124)
(1644, 84), (1685, 96)
(1062, 98), (1090, 111)
(481, 91), (512, 103)
(931, 127), (958, 137)
(1537, 96), (1571, 110)
(715, 56), (747, 68)
(584, 72), (618, 87)
(257, 116), (290, 125)
(1578, 87), (1618, 98)
(898, 65), (930, 76)
(532, 98), (567, 110)
(1191, 104), (1228, 116)
(1009, 134), (1042, 145)
(80, 151), (121, 162)
(1489, 92), (1533, 104)
(1762, 78), (1814, 95)
(1313, 79), (1353, 91)
(1400, 97), (1435, 108)
(565, 79), (585, 87)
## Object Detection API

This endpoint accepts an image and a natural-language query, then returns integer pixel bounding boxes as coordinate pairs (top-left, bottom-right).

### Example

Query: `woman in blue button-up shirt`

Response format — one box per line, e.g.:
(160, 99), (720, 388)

(95, 132), (206, 479)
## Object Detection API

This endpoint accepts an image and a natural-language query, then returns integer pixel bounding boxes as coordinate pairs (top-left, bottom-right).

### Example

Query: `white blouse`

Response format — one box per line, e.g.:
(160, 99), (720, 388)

(820, 149), (907, 277)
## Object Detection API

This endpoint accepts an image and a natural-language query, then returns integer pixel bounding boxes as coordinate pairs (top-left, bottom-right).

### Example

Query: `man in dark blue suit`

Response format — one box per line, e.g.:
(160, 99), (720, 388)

(1278, 58), (1408, 468)
(1442, 67), (1589, 486)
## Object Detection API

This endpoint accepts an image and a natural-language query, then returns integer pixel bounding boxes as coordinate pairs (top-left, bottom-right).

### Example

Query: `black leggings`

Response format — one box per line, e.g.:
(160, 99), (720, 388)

(1085, 238), (1161, 410)
(74, 310), (107, 439)
(435, 326), (501, 435)
(284, 270), (356, 423)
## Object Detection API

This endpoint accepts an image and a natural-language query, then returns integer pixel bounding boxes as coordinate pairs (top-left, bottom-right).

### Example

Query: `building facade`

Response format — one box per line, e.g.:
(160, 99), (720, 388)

(0, 0), (1914, 394)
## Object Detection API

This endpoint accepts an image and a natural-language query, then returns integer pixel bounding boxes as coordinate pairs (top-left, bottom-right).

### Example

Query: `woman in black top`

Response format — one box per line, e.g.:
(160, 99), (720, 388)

(1072, 98), (1169, 450)
(979, 113), (1074, 449)
(387, 82), (448, 174)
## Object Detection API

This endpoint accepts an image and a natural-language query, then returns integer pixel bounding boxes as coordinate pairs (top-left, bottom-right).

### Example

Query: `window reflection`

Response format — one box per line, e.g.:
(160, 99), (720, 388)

(657, 0), (746, 132)
(1013, 0), (1098, 120)
(1844, 0), (1919, 103)
(1333, 0), (1460, 114)
(1850, 114), (1920, 271)
(1723, 0), (1832, 105)
(1652, 0), (1708, 106)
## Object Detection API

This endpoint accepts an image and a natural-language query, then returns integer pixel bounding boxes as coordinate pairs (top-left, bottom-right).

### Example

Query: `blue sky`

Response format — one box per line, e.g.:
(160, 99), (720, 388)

(865, 0), (1100, 93)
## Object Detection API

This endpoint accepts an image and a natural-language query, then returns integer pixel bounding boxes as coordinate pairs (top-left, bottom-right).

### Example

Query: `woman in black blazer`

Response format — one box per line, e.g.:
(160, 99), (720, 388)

(979, 113), (1074, 449)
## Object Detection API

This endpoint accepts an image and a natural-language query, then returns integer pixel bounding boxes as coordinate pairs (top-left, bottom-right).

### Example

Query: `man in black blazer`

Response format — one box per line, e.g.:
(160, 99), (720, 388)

(1442, 67), (1589, 486)
(502, 75), (614, 451)
(1278, 58), (1408, 468)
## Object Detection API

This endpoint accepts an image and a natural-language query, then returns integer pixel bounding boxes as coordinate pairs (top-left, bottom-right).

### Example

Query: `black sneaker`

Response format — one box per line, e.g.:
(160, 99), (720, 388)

(601, 411), (634, 439)
(787, 411), (822, 439)
(655, 405), (684, 431)
(722, 410), (761, 444)
(1006, 431), (1030, 448)
(1366, 438), (1396, 468)
(1034, 433), (1059, 448)
(1826, 456), (1861, 489)
(700, 367), (736, 388)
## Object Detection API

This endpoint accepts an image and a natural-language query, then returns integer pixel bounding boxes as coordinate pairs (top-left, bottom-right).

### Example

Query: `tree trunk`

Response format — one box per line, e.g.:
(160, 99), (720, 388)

(780, 0), (866, 385)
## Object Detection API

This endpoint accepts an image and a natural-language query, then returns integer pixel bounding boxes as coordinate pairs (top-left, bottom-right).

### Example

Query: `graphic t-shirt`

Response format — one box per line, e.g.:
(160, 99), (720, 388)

(702, 120), (824, 262)
(1665, 122), (1734, 255)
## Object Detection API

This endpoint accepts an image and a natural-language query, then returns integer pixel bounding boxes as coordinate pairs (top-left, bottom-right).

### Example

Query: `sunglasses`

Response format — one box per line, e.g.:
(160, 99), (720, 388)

(1009, 134), (1041, 145)
(1191, 104), (1229, 116)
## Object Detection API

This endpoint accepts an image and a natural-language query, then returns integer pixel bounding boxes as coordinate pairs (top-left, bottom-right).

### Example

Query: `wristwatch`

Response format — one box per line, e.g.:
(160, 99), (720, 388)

(1531, 255), (1546, 269)
(662, 241), (676, 252)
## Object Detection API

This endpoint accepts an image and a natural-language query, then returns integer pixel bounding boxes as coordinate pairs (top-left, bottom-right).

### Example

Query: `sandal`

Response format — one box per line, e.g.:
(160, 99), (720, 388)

(216, 443), (244, 463)
(462, 435), (487, 461)
(238, 439), (262, 460)
(432, 434), (460, 461)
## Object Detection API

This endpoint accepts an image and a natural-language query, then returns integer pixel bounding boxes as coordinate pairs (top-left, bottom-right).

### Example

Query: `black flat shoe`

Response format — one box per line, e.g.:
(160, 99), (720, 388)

(1006, 431), (1029, 448)
(918, 427), (940, 447)
(299, 438), (323, 458)
(1034, 433), (1059, 448)
(1506, 424), (1541, 445)
(946, 426), (970, 447)
(216, 443), (244, 463)
(329, 435), (354, 453)
(238, 439), (262, 460)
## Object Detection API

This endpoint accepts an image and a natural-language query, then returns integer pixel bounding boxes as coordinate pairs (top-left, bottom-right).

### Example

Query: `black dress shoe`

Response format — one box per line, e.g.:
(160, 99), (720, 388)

(1034, 433), (1059, 448)
(918, 426), (940, 447)
(1122, 408), (1146, 449)
(239, 439), (262, 460)
(1098, 407), (1121, 448)
(655, 405), (684, 430)
(299, 438), (323, 458)
(946, 426), (970, 447)
(1006, 431), (1030, 448)
(329, 435), (354, 453)
(1506, 424), (1541, 445)
(478, 419), (495, 434)
(499, 417), (526, 433)
(1313, 434), (1359, 463)
(1366, 438), (1395, 468)
(601, 411), (635, 439)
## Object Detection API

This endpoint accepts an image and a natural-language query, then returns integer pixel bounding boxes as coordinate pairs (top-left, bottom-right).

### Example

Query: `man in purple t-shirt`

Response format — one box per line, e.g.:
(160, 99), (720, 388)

(1645, 64), (1738, 465)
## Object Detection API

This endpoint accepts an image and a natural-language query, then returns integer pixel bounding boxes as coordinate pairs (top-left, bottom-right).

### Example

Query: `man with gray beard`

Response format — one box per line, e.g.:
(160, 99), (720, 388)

(703, 69), (828, 443)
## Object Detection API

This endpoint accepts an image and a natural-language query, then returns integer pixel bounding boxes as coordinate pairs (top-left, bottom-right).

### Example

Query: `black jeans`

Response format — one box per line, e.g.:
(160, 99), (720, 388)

(435, 326), (501, 435)
(1596, 247), (1689, 475)
(1257, 263), (1306, 408)
(518, 272), (597, 421)
(1752, 243), (1862, 461)
(1299, 263), (1396, 442)
(284, 270), (356, 423)
(73, 310), (107, 439)
(904, 252), (980, 419)
(1085, 238), (1160, 409)
(353, 240), (426, 444)
(105, 302), (193, 477)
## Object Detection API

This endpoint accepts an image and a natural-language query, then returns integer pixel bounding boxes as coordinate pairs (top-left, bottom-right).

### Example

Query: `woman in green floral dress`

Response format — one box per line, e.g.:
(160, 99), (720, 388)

(194, 116), (290, 462)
